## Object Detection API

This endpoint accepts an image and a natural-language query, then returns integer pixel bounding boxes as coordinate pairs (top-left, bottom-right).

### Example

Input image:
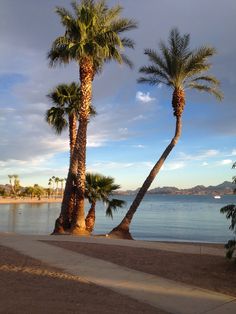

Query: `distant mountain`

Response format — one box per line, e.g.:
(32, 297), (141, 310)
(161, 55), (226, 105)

(117, 181), (235, 196)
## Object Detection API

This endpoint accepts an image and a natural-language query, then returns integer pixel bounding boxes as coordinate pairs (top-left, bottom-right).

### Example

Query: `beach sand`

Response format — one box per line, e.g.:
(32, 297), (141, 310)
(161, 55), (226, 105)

(0, 244), (165, 314)
(44, 240), (236, 297)
(0, 197), (62, 204)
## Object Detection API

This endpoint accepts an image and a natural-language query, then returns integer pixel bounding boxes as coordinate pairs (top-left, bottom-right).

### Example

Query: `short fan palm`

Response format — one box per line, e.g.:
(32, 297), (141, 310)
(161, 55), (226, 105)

(110, 28), (223, 239)
(85, 173), (125, 233)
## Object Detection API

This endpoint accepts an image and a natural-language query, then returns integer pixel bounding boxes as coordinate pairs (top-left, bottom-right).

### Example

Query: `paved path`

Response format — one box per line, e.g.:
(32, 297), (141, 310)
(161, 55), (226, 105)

(0, 233), (235, 314)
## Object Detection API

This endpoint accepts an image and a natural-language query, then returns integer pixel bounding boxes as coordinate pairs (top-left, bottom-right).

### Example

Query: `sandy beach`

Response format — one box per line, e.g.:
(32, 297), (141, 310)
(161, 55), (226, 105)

(0, 197), (62, 204)
(0, 244), (162, 314)
(0, 232), (235, 313)
(46, 240), (236, 297)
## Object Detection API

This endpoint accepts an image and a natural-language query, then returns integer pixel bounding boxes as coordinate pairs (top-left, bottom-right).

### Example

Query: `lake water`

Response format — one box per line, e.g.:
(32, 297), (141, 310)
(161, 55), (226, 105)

(0, 194), (235, 243)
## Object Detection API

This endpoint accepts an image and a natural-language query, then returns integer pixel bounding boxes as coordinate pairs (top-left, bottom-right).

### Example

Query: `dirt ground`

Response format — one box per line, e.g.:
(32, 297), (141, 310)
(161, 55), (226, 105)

(46, 241), (236, 297)
(0, 245), (167, 314)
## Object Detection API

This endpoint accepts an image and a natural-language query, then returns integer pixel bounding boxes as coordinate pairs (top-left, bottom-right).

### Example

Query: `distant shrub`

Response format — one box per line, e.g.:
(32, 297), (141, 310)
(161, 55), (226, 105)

(220, 162), (236, 262)
(220, 205), (236, 262)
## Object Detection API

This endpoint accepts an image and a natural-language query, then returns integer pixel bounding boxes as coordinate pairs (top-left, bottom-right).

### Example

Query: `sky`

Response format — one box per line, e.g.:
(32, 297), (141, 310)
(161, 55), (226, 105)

(0, 0), (236, 190)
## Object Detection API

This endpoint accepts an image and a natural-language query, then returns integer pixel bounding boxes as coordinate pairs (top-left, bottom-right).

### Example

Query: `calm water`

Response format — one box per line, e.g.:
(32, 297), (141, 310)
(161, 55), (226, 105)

(0, 195), (235, 243)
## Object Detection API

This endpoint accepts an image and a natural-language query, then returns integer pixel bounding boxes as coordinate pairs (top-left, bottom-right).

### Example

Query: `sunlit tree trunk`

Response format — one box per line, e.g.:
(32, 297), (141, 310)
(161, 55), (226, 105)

(52, 114), (78, 233)
(70, 57), (94, 235)
(109, 88), (185, 239)
(85, 201), (96, 233)
(63, 113), (77, 229)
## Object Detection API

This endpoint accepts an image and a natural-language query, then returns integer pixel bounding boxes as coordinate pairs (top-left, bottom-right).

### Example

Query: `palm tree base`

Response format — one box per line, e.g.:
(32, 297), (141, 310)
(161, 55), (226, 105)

(70, 226), (90, 236)
(108, 228), (133, 240)
(51, 218), (66, 234)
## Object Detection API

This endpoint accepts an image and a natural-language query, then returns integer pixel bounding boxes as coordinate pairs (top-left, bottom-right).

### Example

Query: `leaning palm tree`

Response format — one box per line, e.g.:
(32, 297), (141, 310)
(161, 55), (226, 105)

(85, 173), (125, 233)
(109, 28), (223, 239)
(48, 0), (137, 234)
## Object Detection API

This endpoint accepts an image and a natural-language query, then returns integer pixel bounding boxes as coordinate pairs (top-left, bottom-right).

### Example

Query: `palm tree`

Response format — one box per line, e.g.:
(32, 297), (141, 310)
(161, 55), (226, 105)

(85, 173), (125, 233)
(51, 176), (56, 195)
(8, 175), (13, 188)
(48, 178), (53, 199)
(220, 162), (236, 261)
(46, 83), (96, 230)
(54, 177), (60, 198)
(109, 28), (223, 239)
(48, 0), (137, 234)
(8, 174), (20, 198)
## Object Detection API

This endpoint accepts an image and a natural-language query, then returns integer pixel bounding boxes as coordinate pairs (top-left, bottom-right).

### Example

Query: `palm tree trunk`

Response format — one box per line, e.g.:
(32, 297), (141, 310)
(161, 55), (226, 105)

(52, 112), (79, 233)
(64, 113), (78, 228)
(69, 113), (77, 158)
(52, 116), (78, 234)
(109, 88), (185, 239)
(70, 57), (94, 235)
(85, 201), (96, 233)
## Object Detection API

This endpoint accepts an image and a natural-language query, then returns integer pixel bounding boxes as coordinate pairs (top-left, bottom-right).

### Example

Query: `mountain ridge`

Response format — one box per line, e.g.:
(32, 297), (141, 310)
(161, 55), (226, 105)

(117, 181), (235, 195)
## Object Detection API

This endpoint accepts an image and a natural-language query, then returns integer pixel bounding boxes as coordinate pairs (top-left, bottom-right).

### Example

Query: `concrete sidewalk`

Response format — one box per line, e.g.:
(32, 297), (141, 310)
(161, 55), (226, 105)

(0, 233), (235, 314)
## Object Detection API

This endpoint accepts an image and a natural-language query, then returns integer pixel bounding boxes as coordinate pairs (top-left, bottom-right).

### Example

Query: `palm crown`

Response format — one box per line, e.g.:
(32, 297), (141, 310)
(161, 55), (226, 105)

(85, 172), (125, 218)
(48, 0), (137, 71)
(46, 82), (96, 134)
(46, 82), (80, 134)
(138, 28), (223, 100)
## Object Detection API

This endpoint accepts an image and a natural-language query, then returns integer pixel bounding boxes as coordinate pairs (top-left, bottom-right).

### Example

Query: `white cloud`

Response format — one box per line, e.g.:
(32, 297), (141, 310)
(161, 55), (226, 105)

(163, 161), (185, 171)
(231, 149), (236, 156)
(219, 159), (233, 165)
(130, 114), (146, 122)
(136, 91), (156, 103)
(118, 127), (128, 134)
(132, 144), (145, 148)
(202, 162), (209, 166)
(179, 149), (220, 161)
(88, 161), (156, 172)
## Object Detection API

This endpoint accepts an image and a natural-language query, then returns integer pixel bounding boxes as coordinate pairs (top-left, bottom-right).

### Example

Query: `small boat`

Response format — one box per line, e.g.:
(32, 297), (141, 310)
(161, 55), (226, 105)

(214, 195), (221, 199)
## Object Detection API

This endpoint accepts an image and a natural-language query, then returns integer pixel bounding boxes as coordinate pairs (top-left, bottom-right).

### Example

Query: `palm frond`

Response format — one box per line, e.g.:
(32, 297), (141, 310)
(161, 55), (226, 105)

(184, 46), (216, 76)
(55, 6), (75, 28)
(121, 37), (135, 49)
(119, 53), (133, 68)
(139, 65), (170, 84)
(220, 204), (236, 230)
(144, 49), (169, 73)
(48, 45), (71, 67)
(45, 107), (68, 134)
(187, 82), (223, 100)
(110, 18), (138, 34)
(190, 75), (220, 86)
(105, 198), (126, 218)
(138, 76), (166, 86)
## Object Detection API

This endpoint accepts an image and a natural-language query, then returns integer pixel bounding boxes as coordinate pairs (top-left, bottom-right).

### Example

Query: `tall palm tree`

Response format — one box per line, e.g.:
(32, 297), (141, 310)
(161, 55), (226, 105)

(85, 173), (125, 233)
(51, 176), (56, 190)
(48, 0), (137, 234)
(109, 28), (223, 239)
(48, 178), (53, 199)
(8, 175), (13, 188)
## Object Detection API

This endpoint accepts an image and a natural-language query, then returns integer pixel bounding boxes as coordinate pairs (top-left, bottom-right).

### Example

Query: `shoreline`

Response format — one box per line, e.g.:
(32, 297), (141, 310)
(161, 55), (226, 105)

(0, 197), (62, 204)
(0, 231), (225, 247)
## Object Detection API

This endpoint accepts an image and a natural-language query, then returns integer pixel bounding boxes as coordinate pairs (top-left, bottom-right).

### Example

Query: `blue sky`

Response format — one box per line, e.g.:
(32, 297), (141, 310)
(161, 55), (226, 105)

(0, 0), (236, 190)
